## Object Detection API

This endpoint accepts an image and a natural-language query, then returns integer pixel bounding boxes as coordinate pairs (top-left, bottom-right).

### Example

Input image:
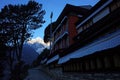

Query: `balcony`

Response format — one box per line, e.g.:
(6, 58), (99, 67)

(53, 16), (67, 35)
(75, 7), (120, 44)
(58, 29), (120, 64)
(76, 0), (112, 29)
(54, 31), (68, 45)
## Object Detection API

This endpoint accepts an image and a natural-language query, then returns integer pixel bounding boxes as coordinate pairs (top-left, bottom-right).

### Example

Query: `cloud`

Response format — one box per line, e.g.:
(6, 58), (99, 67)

(28, 37), (50, 47)
(27, 37), (50, 54)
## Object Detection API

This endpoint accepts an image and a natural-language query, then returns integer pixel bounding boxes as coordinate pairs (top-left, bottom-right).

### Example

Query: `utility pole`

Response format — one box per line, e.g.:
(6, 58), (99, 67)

(50, 12), (53, 54)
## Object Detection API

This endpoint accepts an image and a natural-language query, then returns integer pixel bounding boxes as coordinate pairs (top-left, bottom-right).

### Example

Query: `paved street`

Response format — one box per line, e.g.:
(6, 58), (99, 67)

(24, 67), (53, 80)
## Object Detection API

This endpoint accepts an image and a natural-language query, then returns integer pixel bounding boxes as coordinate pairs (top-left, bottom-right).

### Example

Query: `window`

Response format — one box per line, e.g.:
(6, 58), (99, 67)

(96, 58), (103, 69)
(77, 19), (93, 34)
(73, 64), (76, 71)
(62, 39), (65, 48)
(117, 0), (120, 8)
(110, 2), (118, 12)
(66, 20), (68, 31)
(84, 21), (92, 30)
(113, 54), (120, 68)
(76, 63), (80, 71)
(60, 41), (62, 49)
(78, 27), (83, 33)
(79, 63), (82, 71)
(57, 43), (59, 49)
(88, 20), (93, 27)
(90, 60), (95, 70)
(104, 56), (111, 68)
(66, 36), (69, 47)
(62, 25), (66, 33)
(85, 62), (89, 71)
(69, 64), (73, 71)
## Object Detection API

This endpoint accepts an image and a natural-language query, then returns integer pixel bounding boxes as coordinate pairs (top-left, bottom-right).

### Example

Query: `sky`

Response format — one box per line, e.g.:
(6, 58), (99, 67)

(0, 0), (99, 39)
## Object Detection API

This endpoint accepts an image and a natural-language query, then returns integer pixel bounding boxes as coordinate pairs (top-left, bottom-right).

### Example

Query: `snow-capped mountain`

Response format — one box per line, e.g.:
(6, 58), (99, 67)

(27, 37), (49, 54)
(21, 37), (49, 64)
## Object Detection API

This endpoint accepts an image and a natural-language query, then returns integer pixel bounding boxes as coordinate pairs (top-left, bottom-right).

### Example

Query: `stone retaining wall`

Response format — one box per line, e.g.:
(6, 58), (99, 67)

(48, 69), (120, 80)
(41, 66), (120, 80)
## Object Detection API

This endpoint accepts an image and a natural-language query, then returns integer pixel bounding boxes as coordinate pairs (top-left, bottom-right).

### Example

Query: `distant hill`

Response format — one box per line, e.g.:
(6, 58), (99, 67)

(22, 44), (39, 64)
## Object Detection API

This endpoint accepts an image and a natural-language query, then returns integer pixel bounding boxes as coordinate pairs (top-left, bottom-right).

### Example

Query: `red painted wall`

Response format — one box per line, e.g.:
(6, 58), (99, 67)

(68, 16), (78, 46)
(52, 15), (79, 53)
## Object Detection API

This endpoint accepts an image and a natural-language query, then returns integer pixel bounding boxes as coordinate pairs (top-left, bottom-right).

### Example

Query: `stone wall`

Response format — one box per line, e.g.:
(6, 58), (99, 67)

(41, 66), (120, 80)
(48, 69), (120, 80)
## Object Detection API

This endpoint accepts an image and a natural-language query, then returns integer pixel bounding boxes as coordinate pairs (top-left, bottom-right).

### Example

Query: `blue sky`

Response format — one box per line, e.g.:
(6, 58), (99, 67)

(0, 0), (99, 39)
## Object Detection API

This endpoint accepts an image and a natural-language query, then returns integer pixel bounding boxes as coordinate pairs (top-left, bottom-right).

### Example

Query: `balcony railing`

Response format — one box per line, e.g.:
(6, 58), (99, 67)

(58, 29), (120, 64)
(76, 0), (112, 29)
(53, 16), (67, 35)
(54, 31), (68, 45)
(46, 54), (59, 64)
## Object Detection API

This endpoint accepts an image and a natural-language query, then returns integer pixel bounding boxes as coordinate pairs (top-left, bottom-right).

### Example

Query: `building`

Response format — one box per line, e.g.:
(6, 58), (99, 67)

(44, 0), (120, 73)
(45, 4), (90, 68)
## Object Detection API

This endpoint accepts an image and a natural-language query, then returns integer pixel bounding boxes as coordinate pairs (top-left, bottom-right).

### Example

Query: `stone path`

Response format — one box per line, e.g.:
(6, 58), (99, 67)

(24, 67), (53, 80)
